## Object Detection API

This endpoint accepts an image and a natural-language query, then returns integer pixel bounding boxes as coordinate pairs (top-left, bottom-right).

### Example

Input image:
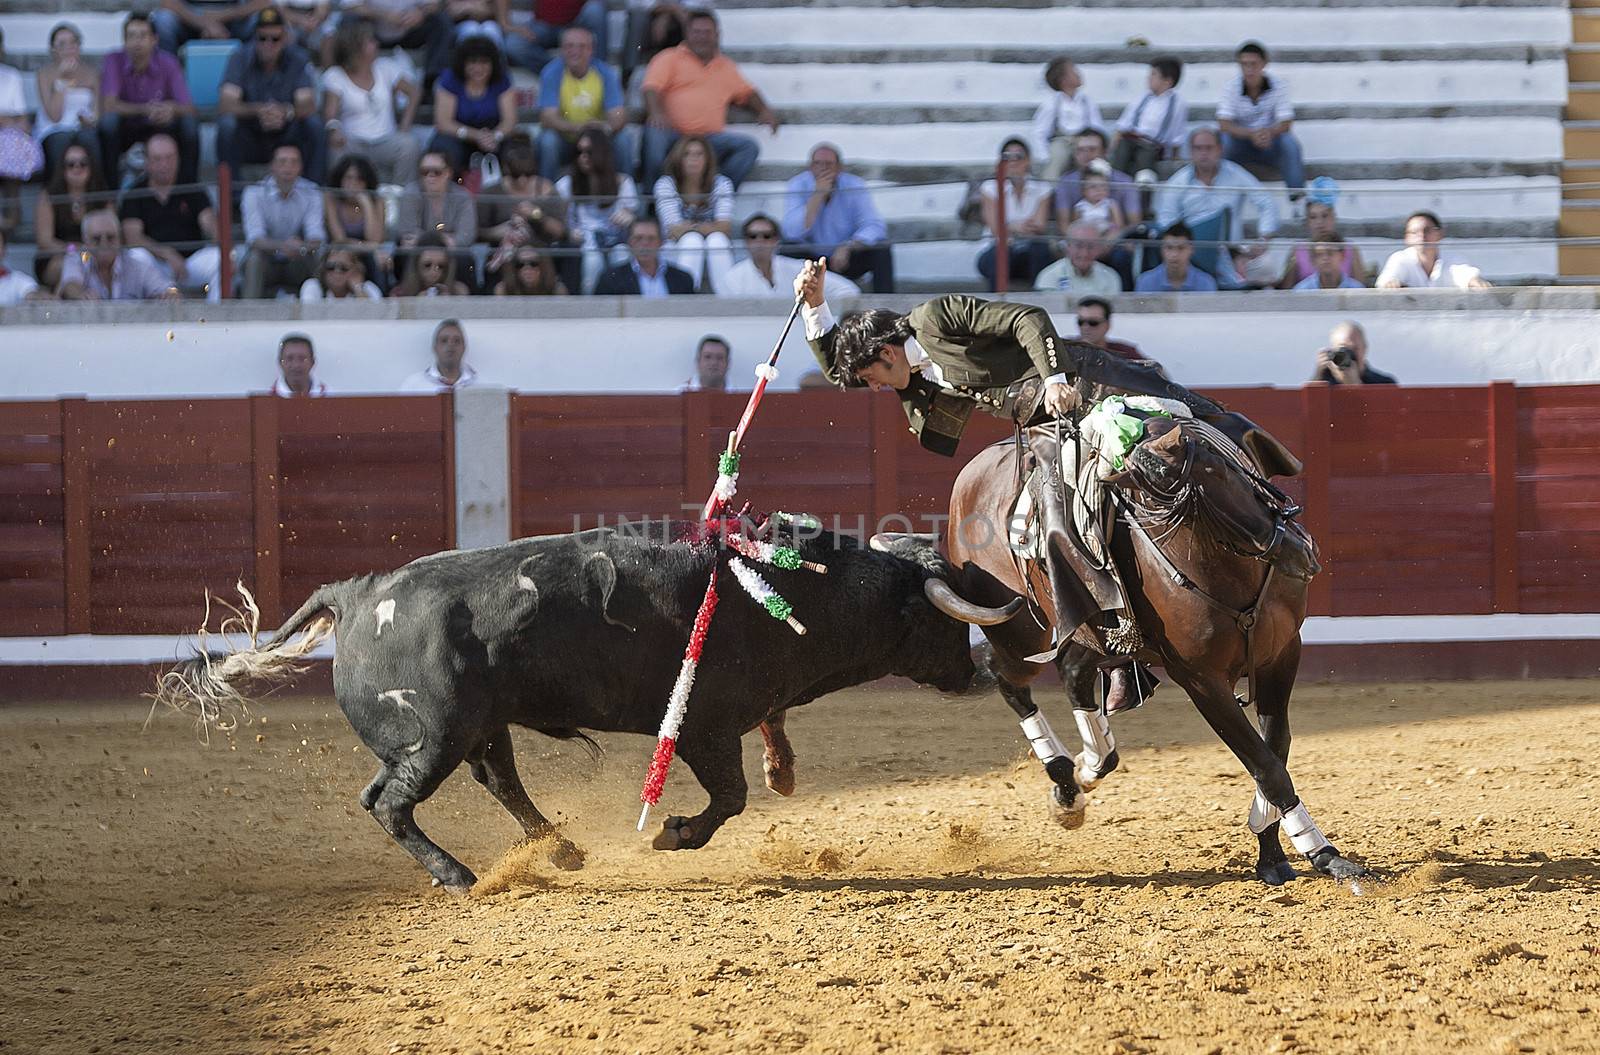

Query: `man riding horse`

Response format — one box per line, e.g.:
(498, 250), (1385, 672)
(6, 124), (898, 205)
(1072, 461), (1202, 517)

(795, 259), (1290, 713)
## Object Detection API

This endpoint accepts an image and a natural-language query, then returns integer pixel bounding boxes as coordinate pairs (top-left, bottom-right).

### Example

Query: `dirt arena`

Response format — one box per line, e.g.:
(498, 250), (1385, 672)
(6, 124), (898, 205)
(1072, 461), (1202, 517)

(3, 679), (1598, 1054)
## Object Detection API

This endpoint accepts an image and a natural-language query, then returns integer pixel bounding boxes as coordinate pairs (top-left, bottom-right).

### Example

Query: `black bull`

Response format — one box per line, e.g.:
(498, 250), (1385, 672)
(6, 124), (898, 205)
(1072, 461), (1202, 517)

(156, 524), (1019, 893)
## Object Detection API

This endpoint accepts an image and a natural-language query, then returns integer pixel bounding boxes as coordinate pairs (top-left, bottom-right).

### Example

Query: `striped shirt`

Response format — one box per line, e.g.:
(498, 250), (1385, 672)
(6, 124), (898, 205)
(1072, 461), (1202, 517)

(1114, 89), (1187, 149)
(653, 174), (734, 230)
(1216, 73), (1294, 130)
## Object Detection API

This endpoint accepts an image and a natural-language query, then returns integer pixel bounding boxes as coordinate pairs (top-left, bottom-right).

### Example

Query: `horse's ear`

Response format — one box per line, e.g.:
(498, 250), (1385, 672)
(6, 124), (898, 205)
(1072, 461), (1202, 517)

(1143, 417), (1182, 449)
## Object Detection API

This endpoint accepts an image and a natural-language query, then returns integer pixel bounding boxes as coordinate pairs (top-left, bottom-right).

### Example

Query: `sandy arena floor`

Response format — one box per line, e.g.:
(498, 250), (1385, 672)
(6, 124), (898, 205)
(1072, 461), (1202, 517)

(2, 679), (1598, 1054)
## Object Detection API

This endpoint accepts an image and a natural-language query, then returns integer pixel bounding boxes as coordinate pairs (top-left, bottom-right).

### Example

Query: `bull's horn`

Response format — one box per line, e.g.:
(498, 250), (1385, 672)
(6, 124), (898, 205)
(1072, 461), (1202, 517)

(869, 531), (941, 552)
(923, 579), (1022, 626)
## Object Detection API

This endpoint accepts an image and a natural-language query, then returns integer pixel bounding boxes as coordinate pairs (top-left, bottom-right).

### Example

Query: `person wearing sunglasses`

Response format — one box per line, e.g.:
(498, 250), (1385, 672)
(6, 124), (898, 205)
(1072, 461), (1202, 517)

(716, 211), (858, 300)
(393, 233), (471, 296)
(493, 247), (566, 295)
(300, 246), (382, 300)
(57, 207), (180, 301)
(217, 8), (325, 184)
(31, 141), (106, 290)
(1071, 296), (1154, 366)
(976, 137), (1055, 292)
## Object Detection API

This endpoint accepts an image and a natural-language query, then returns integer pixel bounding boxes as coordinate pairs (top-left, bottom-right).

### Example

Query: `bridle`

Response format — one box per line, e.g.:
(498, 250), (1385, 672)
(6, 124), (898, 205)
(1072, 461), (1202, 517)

(1109, 418), (1314, 706)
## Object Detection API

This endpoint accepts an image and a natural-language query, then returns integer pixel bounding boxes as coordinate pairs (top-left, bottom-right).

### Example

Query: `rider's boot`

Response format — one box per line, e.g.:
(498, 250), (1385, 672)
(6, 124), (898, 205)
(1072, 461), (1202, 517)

(1024, 431), (1087, 665)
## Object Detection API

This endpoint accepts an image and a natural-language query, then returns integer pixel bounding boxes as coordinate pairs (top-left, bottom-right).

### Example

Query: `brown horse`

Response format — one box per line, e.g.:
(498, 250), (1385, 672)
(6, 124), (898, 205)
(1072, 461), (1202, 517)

(940, 415), (1367, 886)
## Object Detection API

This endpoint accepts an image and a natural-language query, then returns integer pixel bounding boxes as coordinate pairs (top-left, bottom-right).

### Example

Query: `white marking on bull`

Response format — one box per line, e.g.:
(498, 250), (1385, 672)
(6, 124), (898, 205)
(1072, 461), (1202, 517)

(377, 688), (425, 754)
(374, 598), (396, 637)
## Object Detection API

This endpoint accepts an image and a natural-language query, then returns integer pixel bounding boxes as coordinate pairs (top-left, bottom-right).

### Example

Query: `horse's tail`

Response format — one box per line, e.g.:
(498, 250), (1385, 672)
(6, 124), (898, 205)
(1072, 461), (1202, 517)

(150, 583), (339, 737)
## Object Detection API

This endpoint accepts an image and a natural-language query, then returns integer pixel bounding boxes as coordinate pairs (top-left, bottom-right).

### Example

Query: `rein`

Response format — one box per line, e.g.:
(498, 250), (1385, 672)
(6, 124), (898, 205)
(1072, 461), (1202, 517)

(1109, 420), (1300, 707)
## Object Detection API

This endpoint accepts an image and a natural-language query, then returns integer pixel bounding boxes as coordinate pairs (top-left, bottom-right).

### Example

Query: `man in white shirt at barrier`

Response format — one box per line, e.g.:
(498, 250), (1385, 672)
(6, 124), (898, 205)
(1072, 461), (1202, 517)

(401, 318), (480, 392)
(1032, 222), (1122, 296)
(1030, 56), (1106, 182)
(58, 208), (181, 301)
(717, 213), (859, 299)
(680, 334), (730, 392)
(273, 331), (328, 396)
(1154, 126), (1279, 288)
(1216, 41), (1304, 206)
(1376, 210), (1491, 290)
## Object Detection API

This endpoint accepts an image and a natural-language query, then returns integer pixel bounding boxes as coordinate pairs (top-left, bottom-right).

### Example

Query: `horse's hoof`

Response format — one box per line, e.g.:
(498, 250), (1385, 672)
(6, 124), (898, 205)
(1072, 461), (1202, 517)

(1256, 860), (1298, 886)
(764, 760), (796, 797)
(547, 839), (587, 871)
(652, 815), (694, 851)
(1050, 784), (1088, 831)
(1075, 749), (1118, 791)
(1310, 846), (1368, 881)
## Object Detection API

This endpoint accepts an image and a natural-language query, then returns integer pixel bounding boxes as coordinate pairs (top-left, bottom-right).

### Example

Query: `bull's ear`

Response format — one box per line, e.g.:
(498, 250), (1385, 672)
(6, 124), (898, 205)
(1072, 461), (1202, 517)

(583, 552), (637, 632)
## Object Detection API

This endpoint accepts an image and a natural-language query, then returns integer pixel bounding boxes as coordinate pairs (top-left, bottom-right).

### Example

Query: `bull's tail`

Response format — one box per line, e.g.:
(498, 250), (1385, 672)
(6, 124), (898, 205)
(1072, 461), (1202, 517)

(150, 582), (338, 737)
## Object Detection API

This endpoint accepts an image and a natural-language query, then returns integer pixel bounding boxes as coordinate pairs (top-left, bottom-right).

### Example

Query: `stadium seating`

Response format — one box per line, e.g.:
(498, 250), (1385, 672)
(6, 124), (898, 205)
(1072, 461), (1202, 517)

(0, 0), (1576, 287)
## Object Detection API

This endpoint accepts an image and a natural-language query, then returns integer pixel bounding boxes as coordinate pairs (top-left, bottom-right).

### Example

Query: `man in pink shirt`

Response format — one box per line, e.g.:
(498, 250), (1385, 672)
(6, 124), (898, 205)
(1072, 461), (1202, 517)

(98, 13), (200, 183)
(640, 10), (778, 188)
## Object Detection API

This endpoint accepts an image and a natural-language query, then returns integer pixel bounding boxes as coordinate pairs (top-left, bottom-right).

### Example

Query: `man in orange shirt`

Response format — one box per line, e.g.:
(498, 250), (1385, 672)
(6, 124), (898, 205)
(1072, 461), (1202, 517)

(640, 9), (779, 188)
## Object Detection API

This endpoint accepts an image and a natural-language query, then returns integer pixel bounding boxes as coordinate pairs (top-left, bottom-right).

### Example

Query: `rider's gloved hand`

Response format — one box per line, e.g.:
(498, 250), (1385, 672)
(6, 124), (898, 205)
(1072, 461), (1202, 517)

(1044, 381), (1082, 417)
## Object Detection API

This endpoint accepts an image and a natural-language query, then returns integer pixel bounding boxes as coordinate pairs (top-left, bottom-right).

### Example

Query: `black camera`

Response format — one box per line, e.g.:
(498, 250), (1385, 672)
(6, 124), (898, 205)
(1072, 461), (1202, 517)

(1329, 345), (1356, 369)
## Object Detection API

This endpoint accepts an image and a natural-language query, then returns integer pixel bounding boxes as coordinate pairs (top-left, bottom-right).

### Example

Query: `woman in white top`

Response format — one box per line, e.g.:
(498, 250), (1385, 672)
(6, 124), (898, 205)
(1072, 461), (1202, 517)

(555, 126), (639, 293)
(653, 135), (733, 293)
(34, 22), (100, 182)
(321, 17), (421, 187)
(301, 246), (384, 300)
(976, 137), (1056, 291)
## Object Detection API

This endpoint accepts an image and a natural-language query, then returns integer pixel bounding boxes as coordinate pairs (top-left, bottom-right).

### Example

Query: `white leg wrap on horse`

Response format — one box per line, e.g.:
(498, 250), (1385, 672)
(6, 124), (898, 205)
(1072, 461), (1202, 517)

(1248, 789), (1283, 835)
(1020, 711), (1071, 764)
(1072, 708), (1115, 772)
(1280, 802), (1332, 856)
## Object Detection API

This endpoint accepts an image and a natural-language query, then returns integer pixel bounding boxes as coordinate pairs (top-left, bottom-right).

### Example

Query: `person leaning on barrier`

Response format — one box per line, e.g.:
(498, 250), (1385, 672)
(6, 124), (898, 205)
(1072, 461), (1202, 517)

(400, 318), (480, 392)
(273, 331), (328, 396)
(1376, 210), (1491, 291)
(681, 334), (730, 392)
(1292, 234), (1364, 291)
(1313, 320), (1396, 386)
(58, 207), (180, 301)
(118, 132), (222, 300)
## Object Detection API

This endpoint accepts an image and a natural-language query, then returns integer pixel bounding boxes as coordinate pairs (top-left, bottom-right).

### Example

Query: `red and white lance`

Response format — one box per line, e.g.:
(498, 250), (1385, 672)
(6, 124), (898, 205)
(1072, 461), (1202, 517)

(637, 295), (808, 831)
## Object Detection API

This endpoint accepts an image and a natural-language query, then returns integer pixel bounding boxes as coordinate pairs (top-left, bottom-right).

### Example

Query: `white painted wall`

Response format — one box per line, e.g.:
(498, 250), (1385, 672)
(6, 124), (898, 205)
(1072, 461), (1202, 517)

(4, 294), (1599, 400)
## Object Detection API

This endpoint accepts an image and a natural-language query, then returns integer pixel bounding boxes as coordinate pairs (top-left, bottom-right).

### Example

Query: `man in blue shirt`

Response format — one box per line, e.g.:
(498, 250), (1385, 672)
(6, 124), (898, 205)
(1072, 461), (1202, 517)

(780, 142), (894, 292)
(1293, 236), (1365, 291)
(1134, 222), (1219, 293)
(535, 26), (635, 180)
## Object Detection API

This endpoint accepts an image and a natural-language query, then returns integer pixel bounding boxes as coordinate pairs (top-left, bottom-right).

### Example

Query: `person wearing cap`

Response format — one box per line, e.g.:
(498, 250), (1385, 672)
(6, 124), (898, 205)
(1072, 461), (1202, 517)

(1216, 41), (1304, 203)
(1277, 178), (1367, 288)
(217, 7), (325, 183)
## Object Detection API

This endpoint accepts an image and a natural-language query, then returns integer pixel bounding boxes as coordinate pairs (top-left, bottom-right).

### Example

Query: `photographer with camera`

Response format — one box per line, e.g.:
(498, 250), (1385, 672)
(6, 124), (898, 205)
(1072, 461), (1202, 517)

(1313, 320), (1395, 386)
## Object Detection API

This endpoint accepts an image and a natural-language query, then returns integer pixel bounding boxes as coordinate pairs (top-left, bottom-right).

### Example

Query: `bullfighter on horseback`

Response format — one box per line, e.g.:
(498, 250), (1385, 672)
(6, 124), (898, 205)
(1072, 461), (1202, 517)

(796, 259), (1262, 713)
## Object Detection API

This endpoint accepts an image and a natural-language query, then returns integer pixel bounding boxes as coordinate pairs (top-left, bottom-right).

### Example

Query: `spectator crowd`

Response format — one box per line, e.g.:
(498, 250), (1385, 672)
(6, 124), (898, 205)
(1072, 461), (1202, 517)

(0, 17), (1493, 308)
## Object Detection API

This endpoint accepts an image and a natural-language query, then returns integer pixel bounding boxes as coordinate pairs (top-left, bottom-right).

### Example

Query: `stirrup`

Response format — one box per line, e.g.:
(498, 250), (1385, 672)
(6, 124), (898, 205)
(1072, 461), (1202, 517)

(1024, 636), (1071, 666)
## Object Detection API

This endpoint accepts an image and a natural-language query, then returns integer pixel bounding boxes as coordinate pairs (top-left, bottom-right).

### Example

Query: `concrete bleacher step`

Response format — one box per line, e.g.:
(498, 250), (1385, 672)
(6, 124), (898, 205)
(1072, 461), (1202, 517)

(757, 101), (1563, 125)
(728, 43), (1568, 66)
(717, 6), (1569, 49)
(747, 158), (1561, 185)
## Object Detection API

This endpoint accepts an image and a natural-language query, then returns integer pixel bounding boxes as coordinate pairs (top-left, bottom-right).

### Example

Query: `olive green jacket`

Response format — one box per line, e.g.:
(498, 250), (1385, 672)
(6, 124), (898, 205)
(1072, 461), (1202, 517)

(809, 294), (1216, 457)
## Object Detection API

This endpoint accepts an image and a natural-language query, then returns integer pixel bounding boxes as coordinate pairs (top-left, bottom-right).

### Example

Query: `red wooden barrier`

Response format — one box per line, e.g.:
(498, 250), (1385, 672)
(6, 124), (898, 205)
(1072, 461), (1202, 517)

(3, 385), (1600, 638)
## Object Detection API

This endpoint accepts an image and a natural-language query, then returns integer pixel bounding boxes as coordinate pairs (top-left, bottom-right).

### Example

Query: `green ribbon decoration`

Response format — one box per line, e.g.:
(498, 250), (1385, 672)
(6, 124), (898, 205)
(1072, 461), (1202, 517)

(717, 451), (741, 476)
(763, 595), (794, 622)
(771, 546), (803, 570)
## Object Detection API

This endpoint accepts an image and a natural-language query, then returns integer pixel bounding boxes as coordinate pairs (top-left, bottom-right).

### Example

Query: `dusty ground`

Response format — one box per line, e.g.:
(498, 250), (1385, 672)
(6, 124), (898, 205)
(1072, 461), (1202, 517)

(2, 679), (1598, 1054)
